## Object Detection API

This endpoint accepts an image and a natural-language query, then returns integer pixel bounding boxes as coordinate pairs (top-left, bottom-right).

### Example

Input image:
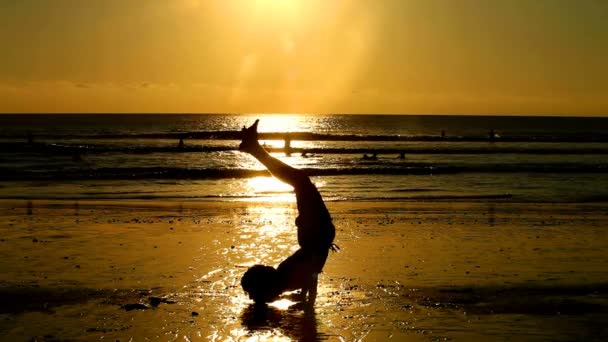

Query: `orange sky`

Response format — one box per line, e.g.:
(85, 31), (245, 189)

(1, 0), (607, 115)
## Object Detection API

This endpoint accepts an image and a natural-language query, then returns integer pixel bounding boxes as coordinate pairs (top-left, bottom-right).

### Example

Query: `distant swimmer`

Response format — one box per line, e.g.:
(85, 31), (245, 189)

(362, 153), (377, 160)
(488, 129), (498, 142)
(284, 136), (292, 156)
(239, 120), (337, 306)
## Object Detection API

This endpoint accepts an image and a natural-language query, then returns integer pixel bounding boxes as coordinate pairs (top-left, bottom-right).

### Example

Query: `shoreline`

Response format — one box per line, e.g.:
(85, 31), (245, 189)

(3, 197), (608, 208)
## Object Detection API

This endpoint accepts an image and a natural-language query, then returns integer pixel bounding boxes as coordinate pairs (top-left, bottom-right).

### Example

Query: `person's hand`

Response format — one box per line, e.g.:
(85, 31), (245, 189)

(239, 119), (260, 153)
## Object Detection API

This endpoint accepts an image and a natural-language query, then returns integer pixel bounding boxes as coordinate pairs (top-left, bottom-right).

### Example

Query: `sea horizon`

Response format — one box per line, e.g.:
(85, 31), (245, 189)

(2, 112), (608, 118)
(1, 113), (607, 204)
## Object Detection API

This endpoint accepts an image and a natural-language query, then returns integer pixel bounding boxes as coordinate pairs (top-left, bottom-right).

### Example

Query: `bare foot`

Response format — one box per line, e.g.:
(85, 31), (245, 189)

(239, 120), (260, 153)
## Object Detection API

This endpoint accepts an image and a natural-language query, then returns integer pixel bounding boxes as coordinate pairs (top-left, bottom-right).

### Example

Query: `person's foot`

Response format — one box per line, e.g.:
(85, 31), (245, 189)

(239, 119), (260, 153)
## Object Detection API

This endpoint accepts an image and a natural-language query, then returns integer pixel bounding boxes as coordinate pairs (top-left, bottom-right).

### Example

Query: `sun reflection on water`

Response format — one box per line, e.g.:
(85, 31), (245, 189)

(253, 114), (311, 149)
(247, 176), (293, 193)
(254, 114), (306, 133)
(268, 298), (298, 311)
(245, 176), (295, 203)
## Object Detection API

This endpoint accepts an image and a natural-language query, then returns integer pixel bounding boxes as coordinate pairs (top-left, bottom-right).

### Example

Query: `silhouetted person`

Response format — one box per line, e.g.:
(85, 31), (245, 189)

(239, 120), (337, 305)
(441, 130), (446, 139)
(362, 153), (377, 160)
(178, 138), (185, 149)
(398, 151), (406, 159)
(488, 129), (497, 142)
(26, 201), (33, 216)
(284, 136), (292, 156)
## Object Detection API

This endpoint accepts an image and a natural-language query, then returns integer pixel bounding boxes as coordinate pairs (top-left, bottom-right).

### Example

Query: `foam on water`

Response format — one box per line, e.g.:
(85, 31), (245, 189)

(1, 114), (607, 203)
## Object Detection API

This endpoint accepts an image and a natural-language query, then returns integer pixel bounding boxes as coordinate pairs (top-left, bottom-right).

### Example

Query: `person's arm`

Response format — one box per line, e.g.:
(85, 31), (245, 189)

(239, 120), (310, 189)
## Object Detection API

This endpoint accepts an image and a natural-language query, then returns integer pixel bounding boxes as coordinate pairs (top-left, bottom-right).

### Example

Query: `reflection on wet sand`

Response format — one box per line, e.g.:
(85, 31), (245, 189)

(191, 198), (339, 340)
(1, 200), (608, 340)
(241, 301), (319, 341)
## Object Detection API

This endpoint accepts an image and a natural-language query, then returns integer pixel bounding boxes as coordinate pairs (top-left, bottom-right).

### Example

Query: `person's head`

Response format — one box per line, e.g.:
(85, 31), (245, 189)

(241, 264), (282, 303)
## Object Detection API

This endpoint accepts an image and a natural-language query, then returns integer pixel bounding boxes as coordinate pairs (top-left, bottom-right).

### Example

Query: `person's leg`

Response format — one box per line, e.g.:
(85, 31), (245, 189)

(239, 120), (309, 188)
(240, 120), (335, 250)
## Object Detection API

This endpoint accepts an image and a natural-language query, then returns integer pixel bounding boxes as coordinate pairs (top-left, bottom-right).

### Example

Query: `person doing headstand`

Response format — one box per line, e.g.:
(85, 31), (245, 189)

(239, 120), (337, 305)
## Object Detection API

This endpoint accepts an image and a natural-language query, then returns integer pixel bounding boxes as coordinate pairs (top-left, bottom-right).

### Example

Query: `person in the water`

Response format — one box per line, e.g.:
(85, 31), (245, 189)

(239, 120), (337, 305)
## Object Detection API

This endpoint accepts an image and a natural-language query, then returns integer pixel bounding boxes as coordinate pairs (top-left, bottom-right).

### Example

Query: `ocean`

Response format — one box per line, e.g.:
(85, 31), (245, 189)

(1, 113), (608, 203)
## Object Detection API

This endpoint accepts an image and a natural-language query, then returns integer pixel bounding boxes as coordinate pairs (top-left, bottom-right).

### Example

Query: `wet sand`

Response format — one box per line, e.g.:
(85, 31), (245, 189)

(0, 200), (607, 341)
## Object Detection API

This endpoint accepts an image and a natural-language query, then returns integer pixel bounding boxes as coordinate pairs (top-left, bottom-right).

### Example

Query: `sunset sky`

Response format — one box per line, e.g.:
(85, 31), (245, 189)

(1, 0), (606, 115)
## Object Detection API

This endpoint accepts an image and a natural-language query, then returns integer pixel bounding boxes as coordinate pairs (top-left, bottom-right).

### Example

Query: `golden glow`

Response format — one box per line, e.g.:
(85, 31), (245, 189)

(269, 298), (297, 310)
(242, 332), (290, 342)
(256, 114), (301, 132)
(246, 177), (294, 203)
(1, 0), (607, 115)
(252, 0), (300, 14)
(247, 176), (292, 193)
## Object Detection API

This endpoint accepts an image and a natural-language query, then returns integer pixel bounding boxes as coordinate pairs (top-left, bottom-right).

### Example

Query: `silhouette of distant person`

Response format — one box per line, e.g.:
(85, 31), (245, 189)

(301, 151), (315, 158)
(284, 136), (292, 156)
(178, 137), (185, 149)
(26, 201), (33, 216)
(488, 129), (497, 142)
(398, 151), (406, 159)
(441, 130), (446, 139)
(239, 120), (337, 306)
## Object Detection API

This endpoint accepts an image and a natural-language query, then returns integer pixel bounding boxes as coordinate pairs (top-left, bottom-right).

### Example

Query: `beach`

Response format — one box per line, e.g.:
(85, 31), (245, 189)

(1, 113), (607, 341)
(2, 0), (608, 338)
(1, 199), (607, 341)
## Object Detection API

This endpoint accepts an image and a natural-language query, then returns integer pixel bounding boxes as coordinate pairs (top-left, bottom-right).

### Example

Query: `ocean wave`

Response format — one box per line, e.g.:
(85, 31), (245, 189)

(1, 164), (607, 181)
(5, 191), (608, 203)
(3, 142), (608, 155)
(338, 194), (514, 201)
(3, 129), (608, 142)
(0, 193), (515, 202)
